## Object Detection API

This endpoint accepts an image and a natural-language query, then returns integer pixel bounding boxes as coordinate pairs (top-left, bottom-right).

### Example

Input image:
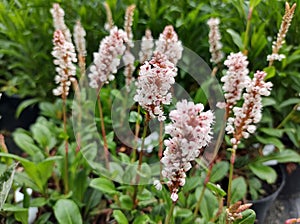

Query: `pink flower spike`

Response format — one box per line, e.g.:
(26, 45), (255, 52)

(52, 30), (77, 97)
(161, 99), (214, 201)
(218, 52), (250, 114)
(134, 52), (177, 121)
(50, 3), (72, 43)
(207, 18), (224, 64)
(88, 27), (127, 88)
(155, 25), (183, 65)
(228, 71), (272, 144)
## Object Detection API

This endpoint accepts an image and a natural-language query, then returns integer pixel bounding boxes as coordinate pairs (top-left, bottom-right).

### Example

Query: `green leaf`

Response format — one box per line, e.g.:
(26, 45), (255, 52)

(250, 0), (261, 8)
(0, 153), (61, 192)
(12, 131), (44, 160)
(196, 187), (218, 220)
(174, 207), (193, 218)
(279, 98), (300, 108)
(90, 177), (117, 195)
(227, 29), (243, 49)
(256, 136), (284, 150)
(16, 98), (40, 118)
(119, 195), (133, 210)
(2, 204), (28, 224)
(113, 210), (128, 224)
(259, 128), (284, 138)
(183, 176), (201, 193)
(262, 97), (276, 107)
(210, 161), (229, 183)
(249, 163), (277, 184)
(233, 209), (256, 224)
(54, 199), (83, 224)
(35, 212), (51, 224)
(0, 163), (17, 210)
(263, 66), (276, 80)
(231, 177), (247, 204)
(133, 214), (150, 224)
(260, 149), (300, 163)
(129, 111), (142, 123)
(206, 182), (226, 197)
(31, 123), (52, 150)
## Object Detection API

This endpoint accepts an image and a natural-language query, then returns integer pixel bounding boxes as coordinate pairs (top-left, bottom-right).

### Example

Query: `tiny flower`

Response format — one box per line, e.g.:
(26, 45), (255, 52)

(155, 25), (183, 65)
(50, 3), (72, 42)
(88, 27), (127, 88)
(52, 30), (77, 97)
(134, 52), (177, 121)
(161, 99), (214, 202)
(139, 29), (154, 64)
(153, 179), (162, 191)
(207, 18), (224, 64)
(171, 192), (178, 202)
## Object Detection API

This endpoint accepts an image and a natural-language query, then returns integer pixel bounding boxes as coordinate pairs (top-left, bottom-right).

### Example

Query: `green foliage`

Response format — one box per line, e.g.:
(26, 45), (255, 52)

(0, 163), (17, 210)
(54, 199), (83, 224)
(230, 177), (247, 204)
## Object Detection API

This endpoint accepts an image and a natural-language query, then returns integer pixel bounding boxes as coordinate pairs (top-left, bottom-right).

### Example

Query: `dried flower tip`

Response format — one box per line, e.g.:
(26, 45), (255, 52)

(88, 27), (127, 88)
(155, 25), (183, 65)
(269, 2), (296, 65)
(207, 18), (224, 64)
(134, 52), (177, 121)
(139, 29), (154, 64)
(50, 3), (72, 42)
(124, 4), (135, 48)
(74, 20), (87, 57)
(52, 30), (77, 97)
(103, 2), (114, 31)
(161, 99), (214, 202)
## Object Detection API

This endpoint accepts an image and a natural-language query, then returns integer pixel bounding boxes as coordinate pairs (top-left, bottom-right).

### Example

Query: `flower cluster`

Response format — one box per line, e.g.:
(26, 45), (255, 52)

(50, 3), (72, 42)
(88, 27), (127, 88)
(155, 25), (183, 65)
(161, 100), (214, 201)
(73, 20), (87, 58)
(52, 30), (77, 97)
(139, 29), (154, 64)
(207, 18), (224, 64)
(133, 53), (177, 121)
(226, 71), (273, 147)
(217, 52), (250, 113)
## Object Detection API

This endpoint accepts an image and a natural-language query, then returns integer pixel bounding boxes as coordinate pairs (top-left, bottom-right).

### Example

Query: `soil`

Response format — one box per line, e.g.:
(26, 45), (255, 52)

(264, 193), (300, 224)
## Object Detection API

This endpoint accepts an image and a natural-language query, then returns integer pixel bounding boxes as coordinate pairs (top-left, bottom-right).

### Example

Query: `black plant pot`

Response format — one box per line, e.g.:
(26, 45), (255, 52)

(0, 93), (39, 154)
(265, 163), (300, 224)
(251, 165), (286, 224)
